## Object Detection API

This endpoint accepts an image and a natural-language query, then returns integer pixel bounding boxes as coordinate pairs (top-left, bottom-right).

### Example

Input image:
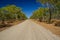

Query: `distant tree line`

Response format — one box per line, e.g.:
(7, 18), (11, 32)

(30, 7), (49, 22)
(37, 0), (60, 23)
(30, 0), (60, 26)
(0, 5), (27, 27)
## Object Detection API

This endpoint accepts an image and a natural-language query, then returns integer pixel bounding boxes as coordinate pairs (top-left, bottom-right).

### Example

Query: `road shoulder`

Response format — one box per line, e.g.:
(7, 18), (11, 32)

(31, 19), (60, 37)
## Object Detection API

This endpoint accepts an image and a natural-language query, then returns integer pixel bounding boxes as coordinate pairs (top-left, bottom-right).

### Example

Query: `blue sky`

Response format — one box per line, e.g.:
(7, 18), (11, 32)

(0, 0), (44, 18)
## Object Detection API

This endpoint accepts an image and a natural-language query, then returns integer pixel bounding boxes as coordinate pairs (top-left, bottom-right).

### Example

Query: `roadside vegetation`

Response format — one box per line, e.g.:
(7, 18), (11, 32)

(30, 0), (60, 27)
(0, 5), (27, 29)
(30, 0), (60, 36)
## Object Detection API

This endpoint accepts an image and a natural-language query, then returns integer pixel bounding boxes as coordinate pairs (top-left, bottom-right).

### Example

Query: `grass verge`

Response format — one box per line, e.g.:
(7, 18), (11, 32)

(31, 19), (60, 37)
(0, 20), (25, 32)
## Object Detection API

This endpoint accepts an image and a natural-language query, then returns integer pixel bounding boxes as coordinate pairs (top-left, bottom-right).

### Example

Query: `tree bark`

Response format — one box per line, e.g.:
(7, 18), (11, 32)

(48, 8), (52, 23)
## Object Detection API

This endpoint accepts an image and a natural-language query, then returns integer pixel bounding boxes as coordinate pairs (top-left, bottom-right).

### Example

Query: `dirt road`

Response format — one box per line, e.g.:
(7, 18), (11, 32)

(0, 20), (60, 40)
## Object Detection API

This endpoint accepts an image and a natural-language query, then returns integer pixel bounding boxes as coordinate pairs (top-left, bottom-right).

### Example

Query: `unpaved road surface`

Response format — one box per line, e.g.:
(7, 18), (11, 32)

(0, 20), (60, 40)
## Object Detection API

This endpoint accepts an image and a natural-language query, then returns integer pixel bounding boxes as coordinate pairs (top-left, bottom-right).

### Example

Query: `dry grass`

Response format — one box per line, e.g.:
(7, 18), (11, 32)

(0, 20), (24, 31)
(32, 19), (60, 37)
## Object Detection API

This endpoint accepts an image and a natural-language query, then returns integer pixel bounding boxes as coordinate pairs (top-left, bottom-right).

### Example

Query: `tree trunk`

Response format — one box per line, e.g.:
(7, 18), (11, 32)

(39, 17), (42, 22)
(46, 3), (52, 23)
(1, 19), (6, 27)
(48, 8), (52, 23)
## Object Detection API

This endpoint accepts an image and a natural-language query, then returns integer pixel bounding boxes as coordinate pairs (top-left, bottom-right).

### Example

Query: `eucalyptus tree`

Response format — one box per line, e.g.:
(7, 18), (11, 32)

(30, 7), (48, 22)
(0, 7), (8, 24)
(37, 0), (52, 23)
(6, 5), (27, 20)
(37, 0), (60, 23)
(5, 5), (22, 20)
(0, 5), (27, 26)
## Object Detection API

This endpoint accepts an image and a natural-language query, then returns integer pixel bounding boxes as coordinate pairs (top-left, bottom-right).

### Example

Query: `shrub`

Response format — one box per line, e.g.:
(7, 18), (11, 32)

(54, 20), (60, 27)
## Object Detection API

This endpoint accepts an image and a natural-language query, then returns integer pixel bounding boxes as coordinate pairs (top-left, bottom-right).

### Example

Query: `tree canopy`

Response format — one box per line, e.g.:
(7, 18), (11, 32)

(0, 5), (27, 26)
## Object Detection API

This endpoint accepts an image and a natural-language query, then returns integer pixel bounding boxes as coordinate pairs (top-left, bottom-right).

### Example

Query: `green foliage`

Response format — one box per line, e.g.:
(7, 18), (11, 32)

(30, 7), (48, 21)
(0, 5), (27, 24)
(37, 0), (60, 23)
